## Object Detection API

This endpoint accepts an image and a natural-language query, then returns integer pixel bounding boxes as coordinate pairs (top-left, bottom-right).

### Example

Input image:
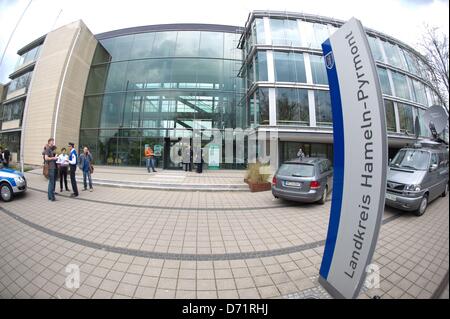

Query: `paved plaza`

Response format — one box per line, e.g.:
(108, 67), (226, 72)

(0, 170), (448, 299)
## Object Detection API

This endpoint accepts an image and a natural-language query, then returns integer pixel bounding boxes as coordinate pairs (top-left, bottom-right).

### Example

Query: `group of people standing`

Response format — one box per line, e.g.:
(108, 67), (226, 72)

(0, 146), (11, 168)
(43, 138), (94, 202)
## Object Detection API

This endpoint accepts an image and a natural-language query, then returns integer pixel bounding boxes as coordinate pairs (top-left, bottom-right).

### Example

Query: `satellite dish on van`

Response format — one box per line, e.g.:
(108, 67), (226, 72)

(423, 105), (449, 135)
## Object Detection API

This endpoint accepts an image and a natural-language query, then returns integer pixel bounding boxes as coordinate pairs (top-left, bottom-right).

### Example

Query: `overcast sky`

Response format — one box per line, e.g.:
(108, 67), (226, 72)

(0, 0), (449, 83)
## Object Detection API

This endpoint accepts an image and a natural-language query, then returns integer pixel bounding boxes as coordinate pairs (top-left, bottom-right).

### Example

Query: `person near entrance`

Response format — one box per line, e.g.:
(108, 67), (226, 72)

(79, 146), (94, 192)
(145, 145), (157, 173)
(57, 147), (70, 193)
(195, 147), (204, 174)
(182, 144), (192, 172)
(297, 147), (305, 160)
(44, 138), (58, 201)
(68, 143), (79, 197)
(2, 147), (11, 168)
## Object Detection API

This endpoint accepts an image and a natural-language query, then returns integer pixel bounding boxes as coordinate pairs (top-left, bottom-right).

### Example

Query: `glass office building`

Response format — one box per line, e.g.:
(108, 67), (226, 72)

(1, 12), (445, 168)
(79, 24), (244, 168)
(238, 11), (442, 165)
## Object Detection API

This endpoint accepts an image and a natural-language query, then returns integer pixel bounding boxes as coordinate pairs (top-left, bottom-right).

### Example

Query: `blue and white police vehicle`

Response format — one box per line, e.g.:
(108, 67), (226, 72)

(0, 168), (27, 202)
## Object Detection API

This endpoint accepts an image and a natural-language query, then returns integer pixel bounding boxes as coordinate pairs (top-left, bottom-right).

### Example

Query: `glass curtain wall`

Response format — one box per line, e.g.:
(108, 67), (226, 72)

(80, 29), (244, 167)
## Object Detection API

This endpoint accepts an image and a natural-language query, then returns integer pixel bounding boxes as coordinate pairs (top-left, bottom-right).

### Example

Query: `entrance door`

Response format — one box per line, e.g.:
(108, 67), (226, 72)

(163, 137), (187, 170)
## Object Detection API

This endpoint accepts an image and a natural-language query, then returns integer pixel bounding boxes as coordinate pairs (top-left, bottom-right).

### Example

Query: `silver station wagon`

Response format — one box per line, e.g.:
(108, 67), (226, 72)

(386, 144), (449, 216)
(272, 157), (333, 204)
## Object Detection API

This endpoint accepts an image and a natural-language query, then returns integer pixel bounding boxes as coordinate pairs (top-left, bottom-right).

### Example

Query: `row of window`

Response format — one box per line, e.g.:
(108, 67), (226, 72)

(81, 92), (241, 130)
(247, 50), (433, 107)
(367, 36), (429, 79)
(1, 99), (24, 123)
(7, 71), (33, 95)
(94, 31), (242, 64)
(245, 17), (431, 86)
(86, 58), (243, 95)
(377, 66), (437, 105)
(15, 45), (42, 69)
(248, 87), (430, 136)
(247, 18), (337, 51)
(246, 51), (328, 87)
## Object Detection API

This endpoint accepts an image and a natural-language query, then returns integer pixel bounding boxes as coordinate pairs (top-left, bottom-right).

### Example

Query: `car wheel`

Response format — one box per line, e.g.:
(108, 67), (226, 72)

(318, 186), (328, 205)
(414, 194), (428, 216)
(0, 183), (13, 202)
(442, 183), (449, 197)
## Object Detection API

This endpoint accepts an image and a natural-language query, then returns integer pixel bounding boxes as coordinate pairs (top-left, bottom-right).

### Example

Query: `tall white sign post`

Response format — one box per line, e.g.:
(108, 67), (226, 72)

(318, 18), (388, 299)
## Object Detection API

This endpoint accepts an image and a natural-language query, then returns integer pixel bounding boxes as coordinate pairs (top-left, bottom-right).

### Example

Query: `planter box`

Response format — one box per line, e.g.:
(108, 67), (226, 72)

(248, 181), (271, 192)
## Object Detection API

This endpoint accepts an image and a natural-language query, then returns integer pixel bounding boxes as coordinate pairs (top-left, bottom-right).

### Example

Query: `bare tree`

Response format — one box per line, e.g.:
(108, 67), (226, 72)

(419, 25), (449, 109)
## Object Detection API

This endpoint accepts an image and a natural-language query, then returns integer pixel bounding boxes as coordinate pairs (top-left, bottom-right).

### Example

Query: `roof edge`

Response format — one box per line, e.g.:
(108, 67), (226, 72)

(95, 23), (244, 40)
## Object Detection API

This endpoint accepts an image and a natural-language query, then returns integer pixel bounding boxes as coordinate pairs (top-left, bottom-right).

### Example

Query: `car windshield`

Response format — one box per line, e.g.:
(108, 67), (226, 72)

(390, 149), (430, 170)
(278, 163), (315, 177)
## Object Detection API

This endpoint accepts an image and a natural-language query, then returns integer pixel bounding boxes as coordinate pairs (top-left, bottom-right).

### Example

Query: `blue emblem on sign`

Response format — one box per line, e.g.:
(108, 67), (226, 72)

(325, 52), (335, 69)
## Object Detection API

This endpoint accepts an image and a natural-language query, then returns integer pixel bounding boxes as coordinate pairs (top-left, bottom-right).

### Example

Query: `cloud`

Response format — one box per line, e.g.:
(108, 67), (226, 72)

(0, 0), (449, 83)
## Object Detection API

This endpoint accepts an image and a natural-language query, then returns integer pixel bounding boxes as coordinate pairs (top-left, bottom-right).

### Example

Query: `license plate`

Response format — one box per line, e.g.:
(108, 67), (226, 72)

(386, 193), (397, 201)
(284, 181), (302, 187)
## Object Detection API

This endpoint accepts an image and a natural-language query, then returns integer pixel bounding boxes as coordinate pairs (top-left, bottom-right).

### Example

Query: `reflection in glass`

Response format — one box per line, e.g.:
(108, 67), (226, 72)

(397, 102), (414, 134)
(315, 90), (332, 126)
(310, 54), (328, 85)
(377, 67), (391, 95)
(368, 36), (384, 62)
(274, 52), (306, 83)
(276, 88), (309, 126)
(384, 99), (396, 132)
(391, 71), (410, 100)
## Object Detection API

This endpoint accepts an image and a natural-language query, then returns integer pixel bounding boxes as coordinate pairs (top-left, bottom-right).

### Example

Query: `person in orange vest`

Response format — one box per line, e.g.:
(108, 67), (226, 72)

(145, 146), (157, 173)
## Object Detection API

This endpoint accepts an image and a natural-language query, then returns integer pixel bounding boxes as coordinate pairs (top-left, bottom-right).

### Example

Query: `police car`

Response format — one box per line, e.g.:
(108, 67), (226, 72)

(0, 168), (27, 202)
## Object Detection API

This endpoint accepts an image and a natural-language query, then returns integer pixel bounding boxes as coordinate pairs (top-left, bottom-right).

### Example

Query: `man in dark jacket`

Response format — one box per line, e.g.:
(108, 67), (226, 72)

(68, 143), (79, 197)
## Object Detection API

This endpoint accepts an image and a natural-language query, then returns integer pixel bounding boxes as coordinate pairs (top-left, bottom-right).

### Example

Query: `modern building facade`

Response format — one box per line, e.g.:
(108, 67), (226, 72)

(0, 11), (445, 169)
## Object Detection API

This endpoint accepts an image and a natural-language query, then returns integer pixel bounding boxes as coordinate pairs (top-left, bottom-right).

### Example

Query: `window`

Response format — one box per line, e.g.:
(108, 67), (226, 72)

(310, 55), (328, 85)
(315, 90), (332, 126)
(313, 23), (330, 47)
(273, 52), (306, 83)
(382, 41), (405, 69)
(276, 88), (309, 126)
(417, 108), (431, 137)
(412, 79), (428, 105)
(105, 62), (128, 92)
(402, 49), (420, 76)
(175, 31), (200, 57)
(8, 71), (33, 94)
(199, 32), (223, 58)
(130, 33), (155, 59)
(391, 71), (410, 100)
(152, 32), (177, 57)
(255, 18), (266, 44)
(255, 51), (268, 81)
(255, 88), (269, 125)
(270, 19), (301, 46)
(430, 153), (438, 166)
(384, 99), (396, 132)
(377, 67), (391, 95)
(397, 103), (414, 134)
(368, 36), (384, 62)
(99, 93), (125, 128)
(1, 100), (24, 122)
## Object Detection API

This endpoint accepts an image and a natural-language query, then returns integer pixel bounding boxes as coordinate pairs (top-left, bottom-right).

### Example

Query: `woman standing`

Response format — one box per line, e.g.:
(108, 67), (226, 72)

(56, 147), (70, 192)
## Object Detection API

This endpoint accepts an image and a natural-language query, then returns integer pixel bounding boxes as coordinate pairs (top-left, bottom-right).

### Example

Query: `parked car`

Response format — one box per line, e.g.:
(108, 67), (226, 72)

(386, 144), (449, 216)
(0, 168), (27, 202)
(272, 157), (333, 204)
